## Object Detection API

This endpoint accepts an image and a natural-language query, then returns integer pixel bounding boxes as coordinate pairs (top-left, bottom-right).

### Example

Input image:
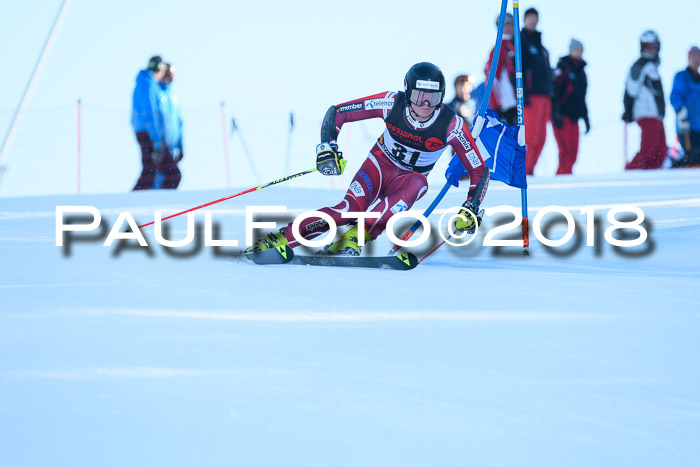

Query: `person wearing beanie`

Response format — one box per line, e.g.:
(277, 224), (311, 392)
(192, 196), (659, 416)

(131, 55), (168, 190)
(622, 30), (667, 170)
(485, 12), (517, 125)
(551, 38), (590, 174)
(669, 46), (700, 167)
(520, 7), (555, 175)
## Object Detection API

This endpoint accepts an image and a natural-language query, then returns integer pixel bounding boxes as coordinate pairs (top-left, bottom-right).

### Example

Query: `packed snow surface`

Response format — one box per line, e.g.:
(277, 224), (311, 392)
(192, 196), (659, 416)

(1, 169), (699, 466)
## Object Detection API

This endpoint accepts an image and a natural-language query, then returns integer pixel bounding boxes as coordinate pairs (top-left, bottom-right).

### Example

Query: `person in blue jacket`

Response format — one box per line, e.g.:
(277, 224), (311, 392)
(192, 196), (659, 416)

(670, 46), (700, 167)
(131, 55), (169, 190)
(152, 63), (184, 189)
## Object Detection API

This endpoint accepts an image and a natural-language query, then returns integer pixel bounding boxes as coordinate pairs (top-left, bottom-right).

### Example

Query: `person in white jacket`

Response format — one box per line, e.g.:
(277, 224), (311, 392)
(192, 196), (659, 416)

(622, 30), (667, 170)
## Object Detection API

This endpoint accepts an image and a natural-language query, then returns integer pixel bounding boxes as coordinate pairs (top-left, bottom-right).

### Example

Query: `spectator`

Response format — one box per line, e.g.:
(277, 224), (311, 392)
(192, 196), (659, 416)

(446, 74), (476, 127)
(520, 7), (554, 175)
(485, 12), (517, 126)
(622, 30), (667, 170)
(131, 55), (167, 190)
(551, 38), (590, 175)
(670, 46), (700, 168)
(154, 63), (184, 189)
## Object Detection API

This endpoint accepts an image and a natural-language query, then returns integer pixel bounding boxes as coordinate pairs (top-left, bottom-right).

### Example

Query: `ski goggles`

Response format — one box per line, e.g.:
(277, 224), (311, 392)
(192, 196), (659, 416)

(409, 89), (442, 107)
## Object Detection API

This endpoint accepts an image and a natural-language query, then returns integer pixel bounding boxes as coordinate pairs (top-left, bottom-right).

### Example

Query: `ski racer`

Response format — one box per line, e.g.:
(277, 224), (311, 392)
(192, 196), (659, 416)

(247, 62), (489, 256)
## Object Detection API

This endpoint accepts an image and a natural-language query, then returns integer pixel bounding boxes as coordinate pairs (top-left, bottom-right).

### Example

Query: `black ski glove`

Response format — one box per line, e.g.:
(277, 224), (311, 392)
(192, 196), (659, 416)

(583, 115), (591, 134)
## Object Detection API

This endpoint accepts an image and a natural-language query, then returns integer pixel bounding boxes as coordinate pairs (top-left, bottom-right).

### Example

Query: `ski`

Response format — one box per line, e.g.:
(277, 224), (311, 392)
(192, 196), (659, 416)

(246, 244), (294, 265)
(246, 247), (418, 270)
(291, 252), (418, 270)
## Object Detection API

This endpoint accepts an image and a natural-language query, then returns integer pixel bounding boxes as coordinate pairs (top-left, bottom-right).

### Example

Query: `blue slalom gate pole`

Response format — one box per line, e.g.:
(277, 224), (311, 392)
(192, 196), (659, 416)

(388, 0), (509, 255)
(473, 0), (509, 130)
(512, 1), (530, 255)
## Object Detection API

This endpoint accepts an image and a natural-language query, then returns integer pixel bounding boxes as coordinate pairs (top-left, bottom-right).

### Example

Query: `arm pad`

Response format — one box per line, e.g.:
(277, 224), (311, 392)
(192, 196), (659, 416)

(320, 105), (339, 142)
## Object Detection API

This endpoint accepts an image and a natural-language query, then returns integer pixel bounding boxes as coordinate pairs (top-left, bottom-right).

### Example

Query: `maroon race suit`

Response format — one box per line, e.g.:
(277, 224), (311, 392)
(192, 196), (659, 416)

(282, 91), (489, 246)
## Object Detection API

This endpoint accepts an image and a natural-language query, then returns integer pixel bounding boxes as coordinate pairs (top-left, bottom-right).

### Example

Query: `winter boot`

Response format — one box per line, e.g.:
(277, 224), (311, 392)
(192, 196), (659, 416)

(323, 225), (370, 256)
(245, 229), (289, 253)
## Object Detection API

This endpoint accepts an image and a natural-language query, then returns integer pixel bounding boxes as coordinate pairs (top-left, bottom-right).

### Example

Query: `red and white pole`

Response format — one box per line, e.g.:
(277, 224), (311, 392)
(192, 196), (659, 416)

(220, 101), (231, 188)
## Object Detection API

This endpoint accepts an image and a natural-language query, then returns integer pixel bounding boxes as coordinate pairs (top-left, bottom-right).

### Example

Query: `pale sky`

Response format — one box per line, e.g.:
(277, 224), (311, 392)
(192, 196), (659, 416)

(0, 0), (697, 196)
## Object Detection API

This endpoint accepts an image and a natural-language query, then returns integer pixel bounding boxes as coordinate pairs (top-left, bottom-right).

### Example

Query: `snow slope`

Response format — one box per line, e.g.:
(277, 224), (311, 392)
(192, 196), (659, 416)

(1, 169), (699, 466)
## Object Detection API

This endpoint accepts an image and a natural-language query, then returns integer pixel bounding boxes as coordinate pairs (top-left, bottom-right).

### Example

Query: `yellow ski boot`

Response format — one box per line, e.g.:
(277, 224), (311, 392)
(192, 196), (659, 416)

(323, 225), (370, 256)
(245, 229), (289, 254)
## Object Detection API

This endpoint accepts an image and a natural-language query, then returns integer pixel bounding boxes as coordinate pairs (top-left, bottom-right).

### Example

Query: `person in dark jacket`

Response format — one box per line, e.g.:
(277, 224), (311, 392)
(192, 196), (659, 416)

(670, 46), (700, 167)
(131, 55), (168, 190)
(446, 74), (476, 127)
(623, 30), (667, 170)
(551, 38), (590, 174)
(520, 7), (554, 175)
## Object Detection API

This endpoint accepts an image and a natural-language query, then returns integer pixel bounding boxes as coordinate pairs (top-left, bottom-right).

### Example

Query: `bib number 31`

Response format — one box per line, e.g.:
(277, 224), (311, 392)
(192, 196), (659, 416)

(392, 142), (420, 167)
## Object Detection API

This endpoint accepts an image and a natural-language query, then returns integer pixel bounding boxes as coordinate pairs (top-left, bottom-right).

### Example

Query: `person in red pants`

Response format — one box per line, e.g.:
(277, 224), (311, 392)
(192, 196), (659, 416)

(551, 39), (590, 174)
(622, 30), (667, 170)
(520, 8), (555, 175)
(246, 63), (490, 256)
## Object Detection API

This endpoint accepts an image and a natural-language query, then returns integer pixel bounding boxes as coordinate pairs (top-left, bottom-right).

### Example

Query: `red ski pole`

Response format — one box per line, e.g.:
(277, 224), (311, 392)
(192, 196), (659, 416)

(137, 167), (317, 229)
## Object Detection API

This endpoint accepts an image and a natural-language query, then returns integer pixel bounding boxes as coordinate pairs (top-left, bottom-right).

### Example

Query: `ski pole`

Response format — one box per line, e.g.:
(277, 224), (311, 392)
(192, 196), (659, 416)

(136, 167), (317, 229)
(419, 238), (448, 264)
(513, 0), (530, 256)
(387, 0), (509, 256)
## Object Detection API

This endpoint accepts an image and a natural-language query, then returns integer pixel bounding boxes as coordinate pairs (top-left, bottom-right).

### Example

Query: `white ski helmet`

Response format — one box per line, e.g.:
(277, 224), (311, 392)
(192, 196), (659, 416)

(640, 30), (660, 52)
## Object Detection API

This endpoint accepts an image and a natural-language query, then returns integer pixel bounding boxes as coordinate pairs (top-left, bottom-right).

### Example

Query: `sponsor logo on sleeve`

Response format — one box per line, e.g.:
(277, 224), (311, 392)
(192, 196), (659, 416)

(449, 127), (481, 168)
(349, 181), (365, 198)
(358, 171), (374, 199)
(416, 80), (440, 90)
(450, 128), (473, 152)
(336, 102), (364, 113)
(465, 149), (482, 168)
(364, 98), (394, 110)
(390, 200), (409, 215)
(305, 219), (328, 232)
